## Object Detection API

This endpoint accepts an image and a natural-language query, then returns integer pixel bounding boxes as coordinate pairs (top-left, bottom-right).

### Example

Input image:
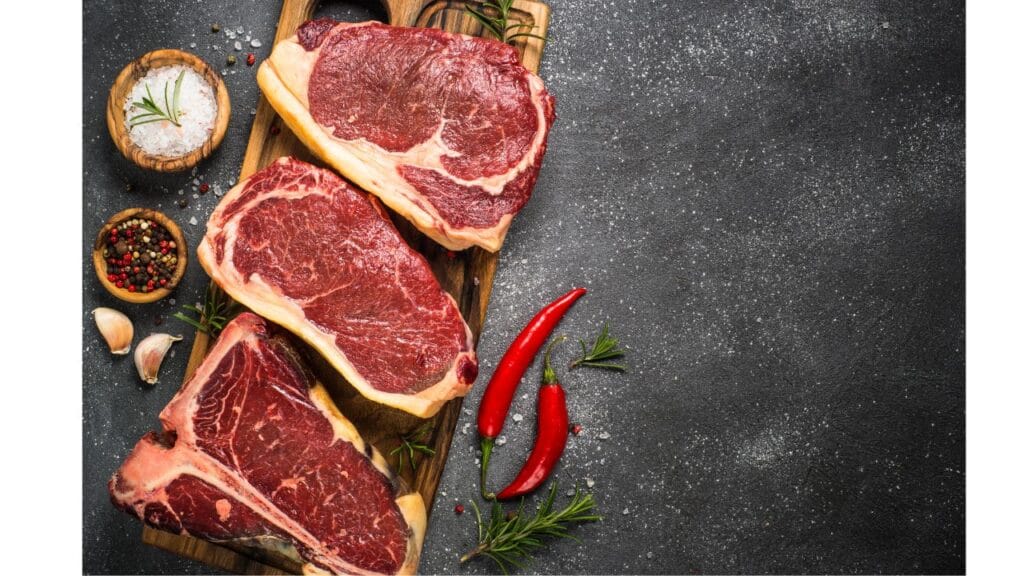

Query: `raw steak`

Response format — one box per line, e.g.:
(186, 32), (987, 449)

(109, 313), (425, 576)
(198, 157), (478, 418)
(257, 19), (556, 252)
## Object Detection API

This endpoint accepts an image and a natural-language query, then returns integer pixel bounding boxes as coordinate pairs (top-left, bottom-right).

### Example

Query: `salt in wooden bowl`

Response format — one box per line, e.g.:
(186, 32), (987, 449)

(107, 49), (230, 173)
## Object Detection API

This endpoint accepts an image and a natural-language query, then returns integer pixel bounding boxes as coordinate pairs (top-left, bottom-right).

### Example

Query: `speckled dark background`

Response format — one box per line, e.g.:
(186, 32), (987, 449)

(82, 0), (965, 573)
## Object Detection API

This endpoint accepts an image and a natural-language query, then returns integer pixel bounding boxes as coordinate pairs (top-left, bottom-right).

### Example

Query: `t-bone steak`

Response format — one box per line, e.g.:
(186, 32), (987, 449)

(109, 313), (425, 575)
(198, 157), (478, 418)
(257, 19), (556, 252)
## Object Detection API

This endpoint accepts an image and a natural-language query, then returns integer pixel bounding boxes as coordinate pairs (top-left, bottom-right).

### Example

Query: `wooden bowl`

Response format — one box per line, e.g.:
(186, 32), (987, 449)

(106, 49), (230, 173)
(93, 208), (188, 304)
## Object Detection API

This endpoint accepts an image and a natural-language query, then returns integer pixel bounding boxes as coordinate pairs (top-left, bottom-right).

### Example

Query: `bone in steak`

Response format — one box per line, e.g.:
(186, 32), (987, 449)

(257, 20), (556, 252)
(109, 313), (426, 575)
(198, 157), (477, 418)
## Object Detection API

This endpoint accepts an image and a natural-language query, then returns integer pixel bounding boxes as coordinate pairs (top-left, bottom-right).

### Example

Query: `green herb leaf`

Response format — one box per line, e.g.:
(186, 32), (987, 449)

(389, 423), (436, 475)
(172, 284), (242, 338)
(463, 0), (547, 45)
(171, 69), (185, 124)
(460, 483), (599, 573)
(128, 70), (186, 128)
(570, 324), (627, 371)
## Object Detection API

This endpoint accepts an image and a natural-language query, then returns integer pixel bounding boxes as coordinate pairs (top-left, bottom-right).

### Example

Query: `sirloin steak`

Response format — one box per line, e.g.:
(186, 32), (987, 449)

(110, 313), (426, 576)
(258, 20), (556, 252)
(199, 157), (478, 418)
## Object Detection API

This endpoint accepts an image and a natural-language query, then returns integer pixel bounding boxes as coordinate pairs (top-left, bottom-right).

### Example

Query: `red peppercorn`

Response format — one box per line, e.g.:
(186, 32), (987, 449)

(454, 504), (465, 515)
(128, 285), (136, 293)
(571, 423), (583, 436)
(116, 281), (124, 288)
(246, 53), (256, 66)
(160, 278), (168, 286)
(159, 240), (167, 248)
(199, 182), (210, 193)
(107, 274), (116, 282)
(161, 248), (168, 255)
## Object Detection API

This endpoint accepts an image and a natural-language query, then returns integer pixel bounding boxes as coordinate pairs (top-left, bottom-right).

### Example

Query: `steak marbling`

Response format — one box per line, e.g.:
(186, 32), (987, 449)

(110, 313), (425, 575)
(198, 157), (477, 418)
(257, 19), (556, 252)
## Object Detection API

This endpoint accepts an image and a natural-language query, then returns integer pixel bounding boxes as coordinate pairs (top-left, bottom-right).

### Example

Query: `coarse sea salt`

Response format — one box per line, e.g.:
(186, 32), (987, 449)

(124, 65), (217, 158)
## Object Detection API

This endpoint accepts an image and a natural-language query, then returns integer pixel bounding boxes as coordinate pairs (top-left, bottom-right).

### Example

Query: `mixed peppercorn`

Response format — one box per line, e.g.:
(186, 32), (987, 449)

(102, 218), (178, 294)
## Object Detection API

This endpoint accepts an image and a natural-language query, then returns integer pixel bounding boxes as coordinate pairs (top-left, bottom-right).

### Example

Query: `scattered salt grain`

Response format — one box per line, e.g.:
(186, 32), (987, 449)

(495, 435), (507, 446)
(192, 193), (199, 199)
(622, 507), (630, 515)
(124, 65), (217, 157)
(461, 422), (471, 435)
(586, 478), (595, 488)
(189, 216), (198, 226)
(646, 552), (653, 559)
(234, 41), (242, 51)
(250, 108), (257, 116)
(226, 30), (236, 40)
(251, 39), (263, 48)
(236, 26), (245, 34)
(189, 42), (196, 48)
(598, 431), (611, 440)
(512, 413), (524, 423)
(228, 179), (236, 186)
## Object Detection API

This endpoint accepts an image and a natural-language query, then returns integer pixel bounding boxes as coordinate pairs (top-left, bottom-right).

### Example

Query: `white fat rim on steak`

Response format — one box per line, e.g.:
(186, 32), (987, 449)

(257, 21), (550, 252)
(198, 159), (476, 418)
(112, 316), (426, 576)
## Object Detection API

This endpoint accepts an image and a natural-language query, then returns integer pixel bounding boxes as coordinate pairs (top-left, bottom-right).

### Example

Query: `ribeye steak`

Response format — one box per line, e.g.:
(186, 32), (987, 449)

(198, 157), (477, 418)
(257, 20), (556, 252)
(110, 313), (425, 575)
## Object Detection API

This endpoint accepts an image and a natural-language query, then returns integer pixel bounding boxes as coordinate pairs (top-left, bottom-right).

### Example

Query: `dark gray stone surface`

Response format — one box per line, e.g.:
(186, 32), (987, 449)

(82, 0), (964, 573)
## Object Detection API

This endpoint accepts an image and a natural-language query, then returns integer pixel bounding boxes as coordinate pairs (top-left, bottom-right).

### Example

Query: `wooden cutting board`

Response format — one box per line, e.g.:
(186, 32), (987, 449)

(140, 0), (551, 573)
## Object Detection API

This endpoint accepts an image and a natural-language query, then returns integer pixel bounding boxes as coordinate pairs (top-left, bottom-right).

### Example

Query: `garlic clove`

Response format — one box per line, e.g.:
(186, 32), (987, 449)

(134, 333), (183, 385)
(93, 307), (134, 355)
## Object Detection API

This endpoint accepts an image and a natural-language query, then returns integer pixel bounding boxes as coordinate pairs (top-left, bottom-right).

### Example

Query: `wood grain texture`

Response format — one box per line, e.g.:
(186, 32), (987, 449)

(106, 49), (231, 173)
(141, 0), (550, 572)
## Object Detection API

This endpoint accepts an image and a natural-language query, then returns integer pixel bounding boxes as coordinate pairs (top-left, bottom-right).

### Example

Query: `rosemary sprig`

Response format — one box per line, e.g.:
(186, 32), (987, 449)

(389, 423), (436, 475)
(460, 483), (600, 573)
(465, 0), (546, 44)
(570, 324), (627, 371)
(128, 69), (185, 127)
(172, 284), (242, 338)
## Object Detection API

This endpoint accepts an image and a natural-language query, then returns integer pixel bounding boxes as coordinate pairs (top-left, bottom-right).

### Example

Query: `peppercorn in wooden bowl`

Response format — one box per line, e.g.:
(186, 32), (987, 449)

(93, 208), (187, 304)
(107, 49), (230, 173)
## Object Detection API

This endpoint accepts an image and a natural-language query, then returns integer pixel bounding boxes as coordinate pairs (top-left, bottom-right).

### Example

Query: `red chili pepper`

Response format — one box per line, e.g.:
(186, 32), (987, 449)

(477, 287), (586, 498)
(496, 336), (569, 500)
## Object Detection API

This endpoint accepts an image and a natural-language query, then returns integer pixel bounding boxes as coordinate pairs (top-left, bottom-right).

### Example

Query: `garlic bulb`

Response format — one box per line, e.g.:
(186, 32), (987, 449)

(93, 307), (133, 355)
(134, 333), (183, 385)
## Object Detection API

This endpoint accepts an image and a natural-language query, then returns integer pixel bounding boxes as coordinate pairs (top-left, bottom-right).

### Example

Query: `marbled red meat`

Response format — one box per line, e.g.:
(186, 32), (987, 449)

(258, 20), (556, 251)
(198, 157), (477, 418)
(109, 313), (426, 575)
